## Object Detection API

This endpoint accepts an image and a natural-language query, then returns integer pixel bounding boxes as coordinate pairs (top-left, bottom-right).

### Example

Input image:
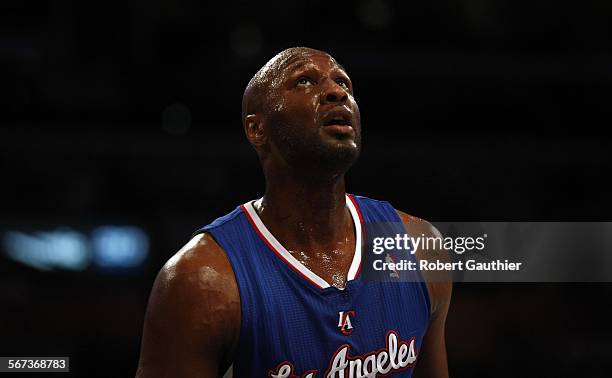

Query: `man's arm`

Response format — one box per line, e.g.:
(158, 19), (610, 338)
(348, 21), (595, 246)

(397, 210), (452, 378)
(136, 233), (240, 378)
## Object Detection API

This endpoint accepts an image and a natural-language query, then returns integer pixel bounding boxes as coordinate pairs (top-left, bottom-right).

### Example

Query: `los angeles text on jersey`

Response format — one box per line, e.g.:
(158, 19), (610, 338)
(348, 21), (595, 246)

(269, 331), (417, 378)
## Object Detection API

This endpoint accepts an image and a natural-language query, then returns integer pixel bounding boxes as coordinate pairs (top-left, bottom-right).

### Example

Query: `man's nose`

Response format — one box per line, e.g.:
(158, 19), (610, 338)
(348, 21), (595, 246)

(321, 80), (348, 104)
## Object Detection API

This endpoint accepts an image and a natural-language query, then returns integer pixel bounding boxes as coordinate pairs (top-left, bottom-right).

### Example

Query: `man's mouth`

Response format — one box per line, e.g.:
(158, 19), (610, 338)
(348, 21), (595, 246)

(323, 117), (352, 127)
(321, 110), (355, 139)
(321, 107), (354, 128)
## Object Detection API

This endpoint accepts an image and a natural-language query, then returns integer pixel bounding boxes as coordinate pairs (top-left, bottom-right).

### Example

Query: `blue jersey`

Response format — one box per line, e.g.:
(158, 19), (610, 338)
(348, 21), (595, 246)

(194, 194), (430, 377)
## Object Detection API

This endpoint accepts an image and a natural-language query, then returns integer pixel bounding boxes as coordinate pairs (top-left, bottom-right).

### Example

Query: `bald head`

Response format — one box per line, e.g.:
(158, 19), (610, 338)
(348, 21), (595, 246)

(241, 47), (343, 122)
(240, 46), (360, 174)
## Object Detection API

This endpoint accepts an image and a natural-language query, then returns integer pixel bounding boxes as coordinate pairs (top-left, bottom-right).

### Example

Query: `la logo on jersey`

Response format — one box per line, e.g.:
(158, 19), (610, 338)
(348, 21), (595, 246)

(338, 310), (355, 335)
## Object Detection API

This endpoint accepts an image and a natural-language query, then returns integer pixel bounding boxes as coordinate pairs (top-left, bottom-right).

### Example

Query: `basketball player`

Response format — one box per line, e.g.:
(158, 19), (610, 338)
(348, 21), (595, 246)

(136, 47), (451, 377)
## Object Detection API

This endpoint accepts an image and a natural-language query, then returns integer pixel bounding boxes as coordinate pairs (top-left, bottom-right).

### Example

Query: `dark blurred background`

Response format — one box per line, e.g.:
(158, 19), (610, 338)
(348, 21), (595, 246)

(1, 0), (611, 376)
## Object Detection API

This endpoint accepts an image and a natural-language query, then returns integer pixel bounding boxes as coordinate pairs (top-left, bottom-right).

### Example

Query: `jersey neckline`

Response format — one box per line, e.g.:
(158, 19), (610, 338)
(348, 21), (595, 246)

(240, 194), (363, 290)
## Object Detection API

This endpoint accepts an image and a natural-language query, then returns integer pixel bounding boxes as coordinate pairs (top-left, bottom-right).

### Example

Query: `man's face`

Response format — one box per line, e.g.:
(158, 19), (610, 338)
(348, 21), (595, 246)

(263, 52), (361, 173)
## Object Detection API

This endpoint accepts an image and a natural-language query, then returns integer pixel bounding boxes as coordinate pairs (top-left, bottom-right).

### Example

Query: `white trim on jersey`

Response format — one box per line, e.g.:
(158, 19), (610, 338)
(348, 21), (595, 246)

(242, 194), (363, 290)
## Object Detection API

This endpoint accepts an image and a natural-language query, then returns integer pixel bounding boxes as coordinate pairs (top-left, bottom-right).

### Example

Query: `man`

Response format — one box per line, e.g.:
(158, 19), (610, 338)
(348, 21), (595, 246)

(136, 47), (451, 377)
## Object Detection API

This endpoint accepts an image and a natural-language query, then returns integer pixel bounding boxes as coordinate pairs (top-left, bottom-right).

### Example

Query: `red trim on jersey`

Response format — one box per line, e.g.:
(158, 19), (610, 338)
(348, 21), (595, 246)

(241, 194), (365, 290)
(347, 194), (365, 279)
(241, 204), (326, 289)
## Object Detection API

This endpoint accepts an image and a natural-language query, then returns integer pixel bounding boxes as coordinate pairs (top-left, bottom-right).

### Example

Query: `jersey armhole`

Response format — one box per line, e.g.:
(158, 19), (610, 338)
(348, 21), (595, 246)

(197, 230), (245, 368)
(393, 210), (433, 321)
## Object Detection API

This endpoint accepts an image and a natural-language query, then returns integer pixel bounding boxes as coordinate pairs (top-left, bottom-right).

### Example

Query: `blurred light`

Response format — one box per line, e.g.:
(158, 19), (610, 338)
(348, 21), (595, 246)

(359, 0), (392, 29)
(162, 103), (191, 135)
(3, 229), (91, 271)
(92, 226), (149, 269)
(230, 25), (263, 58)
(2, 225), (150, 272)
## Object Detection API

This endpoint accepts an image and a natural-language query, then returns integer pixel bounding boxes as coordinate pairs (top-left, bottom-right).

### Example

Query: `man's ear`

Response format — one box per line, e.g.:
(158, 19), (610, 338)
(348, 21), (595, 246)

(244, 113), (266, 147)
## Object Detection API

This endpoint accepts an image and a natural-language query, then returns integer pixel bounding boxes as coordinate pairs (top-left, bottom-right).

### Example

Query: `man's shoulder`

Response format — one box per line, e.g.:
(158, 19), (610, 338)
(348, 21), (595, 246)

(146, 232), (239, 341)
(395, 209), (442, 238)
(137, 236), (240, 376)
(349, 193), (394, 206)
(158, 233), (234, 291)
(348, 194), (436, 233)
(394, 209), (452, 317)
(146, 233), (238, 330)
(192, 204), (246, 237)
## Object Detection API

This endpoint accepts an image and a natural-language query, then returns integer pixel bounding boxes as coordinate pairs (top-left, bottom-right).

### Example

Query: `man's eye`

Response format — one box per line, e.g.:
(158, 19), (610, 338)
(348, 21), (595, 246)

(336, 79), (349, 89)
(297, 77), (313, 86)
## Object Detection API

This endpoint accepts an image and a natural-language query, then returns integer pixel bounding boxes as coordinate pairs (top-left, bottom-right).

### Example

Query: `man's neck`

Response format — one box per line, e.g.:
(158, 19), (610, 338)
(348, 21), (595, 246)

(257, 170), (352, 249)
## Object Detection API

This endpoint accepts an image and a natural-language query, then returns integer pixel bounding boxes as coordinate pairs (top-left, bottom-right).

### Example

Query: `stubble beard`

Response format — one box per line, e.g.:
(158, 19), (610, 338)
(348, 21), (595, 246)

(268, 118), (361, 180)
